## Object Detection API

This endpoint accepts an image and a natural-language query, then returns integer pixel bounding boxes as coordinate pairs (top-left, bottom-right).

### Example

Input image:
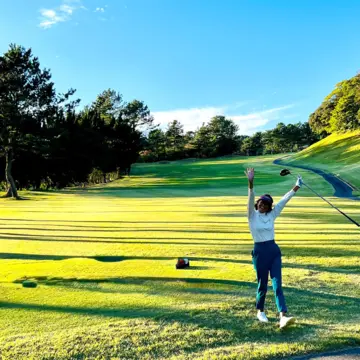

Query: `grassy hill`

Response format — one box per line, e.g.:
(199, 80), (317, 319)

(96, 154), (335, 198)
(283, 131), (360, 191)
(0, 155), (359, 359)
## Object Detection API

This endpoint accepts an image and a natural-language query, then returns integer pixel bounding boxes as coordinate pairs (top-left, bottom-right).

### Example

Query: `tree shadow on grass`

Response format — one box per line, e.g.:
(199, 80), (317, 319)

(2, 276), (359, 343)
(210, 211), (360, 227)
(1, 209), (221, 213)
(277, 245), (360, 258)
(0, 233), (249, 247)
(0, 218), (250, 225)
(0, 297), (322, 359)
(0, 280), (311, 338)
(222, 245), (360, 258)
(2, 252), (360, 274)
(0, 226), (251, 235)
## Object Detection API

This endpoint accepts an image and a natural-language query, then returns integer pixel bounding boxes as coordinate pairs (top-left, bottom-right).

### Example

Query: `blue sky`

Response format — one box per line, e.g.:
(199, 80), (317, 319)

(1, 0), (360, 134)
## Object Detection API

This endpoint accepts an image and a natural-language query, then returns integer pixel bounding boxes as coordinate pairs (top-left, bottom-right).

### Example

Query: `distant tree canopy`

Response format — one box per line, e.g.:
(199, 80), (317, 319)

(309, 73), (360, 136)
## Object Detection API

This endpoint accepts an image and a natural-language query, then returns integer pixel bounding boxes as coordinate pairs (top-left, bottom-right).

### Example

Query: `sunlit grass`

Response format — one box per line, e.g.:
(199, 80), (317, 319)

(0, 155), (359, 359)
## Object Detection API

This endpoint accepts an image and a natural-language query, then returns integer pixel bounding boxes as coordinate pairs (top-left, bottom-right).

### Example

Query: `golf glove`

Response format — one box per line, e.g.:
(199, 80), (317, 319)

(296, 175), (303, 188)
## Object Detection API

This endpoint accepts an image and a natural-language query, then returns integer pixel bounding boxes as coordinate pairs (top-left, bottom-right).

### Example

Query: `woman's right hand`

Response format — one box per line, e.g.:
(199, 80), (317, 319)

(245, 168), (254, 182)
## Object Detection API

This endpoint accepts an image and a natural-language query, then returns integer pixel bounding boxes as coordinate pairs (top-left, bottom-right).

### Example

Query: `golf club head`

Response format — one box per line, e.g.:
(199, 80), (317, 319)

(280, 169), (291, 177)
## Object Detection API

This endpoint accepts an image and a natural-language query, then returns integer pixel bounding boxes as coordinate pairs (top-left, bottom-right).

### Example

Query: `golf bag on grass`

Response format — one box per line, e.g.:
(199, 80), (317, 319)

(176, 258), (190, 269)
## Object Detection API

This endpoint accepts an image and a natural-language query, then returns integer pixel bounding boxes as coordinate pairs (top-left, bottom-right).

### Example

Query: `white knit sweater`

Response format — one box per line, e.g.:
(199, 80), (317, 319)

(247, 188), (296, 243)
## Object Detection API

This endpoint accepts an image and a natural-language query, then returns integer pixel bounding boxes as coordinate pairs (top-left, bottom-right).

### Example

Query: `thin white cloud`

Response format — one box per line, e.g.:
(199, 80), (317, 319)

(59, 4), (74, 14)
(152, 104), (294, 135)
(230, 105), (293, 134)
(95, 7), (105, 13)
(38, 1), (83, 29)
(39, 9), (67, 29)
(42, 9), (57, 18)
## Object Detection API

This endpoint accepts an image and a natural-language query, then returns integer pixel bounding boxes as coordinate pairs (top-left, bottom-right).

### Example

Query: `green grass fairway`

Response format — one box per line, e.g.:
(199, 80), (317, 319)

(284, 131), (360, 191)
(1, 155), (360, 359)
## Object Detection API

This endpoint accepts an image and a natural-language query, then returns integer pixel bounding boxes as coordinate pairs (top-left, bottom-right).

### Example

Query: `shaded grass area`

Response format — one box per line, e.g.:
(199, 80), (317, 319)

(0, 155), (360, 359)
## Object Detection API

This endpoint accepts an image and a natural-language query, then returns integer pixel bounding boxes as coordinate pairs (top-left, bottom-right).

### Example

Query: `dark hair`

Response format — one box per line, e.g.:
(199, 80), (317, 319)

(255, 194), (273, 212)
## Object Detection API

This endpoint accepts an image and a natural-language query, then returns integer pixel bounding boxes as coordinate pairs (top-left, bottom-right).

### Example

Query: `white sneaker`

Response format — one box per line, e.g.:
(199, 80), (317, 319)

(279, 316), (296, 329)
(257, 312), (269, 323)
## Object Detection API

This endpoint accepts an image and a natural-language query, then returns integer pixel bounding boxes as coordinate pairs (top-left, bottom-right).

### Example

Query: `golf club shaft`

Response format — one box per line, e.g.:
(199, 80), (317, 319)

(290, 173), (360, 227)
(302, 182), (360, 226)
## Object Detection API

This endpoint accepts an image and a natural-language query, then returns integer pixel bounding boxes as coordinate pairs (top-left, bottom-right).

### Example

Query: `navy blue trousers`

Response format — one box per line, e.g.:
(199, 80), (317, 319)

(252, 240), (287, 313)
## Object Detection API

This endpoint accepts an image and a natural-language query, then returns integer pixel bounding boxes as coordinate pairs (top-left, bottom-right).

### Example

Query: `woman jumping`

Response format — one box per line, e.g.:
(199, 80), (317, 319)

(245, 167), (302, 329)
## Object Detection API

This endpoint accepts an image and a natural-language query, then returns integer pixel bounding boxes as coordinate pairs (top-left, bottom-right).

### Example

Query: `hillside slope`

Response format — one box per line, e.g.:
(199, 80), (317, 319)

(283, 131), (360, 191)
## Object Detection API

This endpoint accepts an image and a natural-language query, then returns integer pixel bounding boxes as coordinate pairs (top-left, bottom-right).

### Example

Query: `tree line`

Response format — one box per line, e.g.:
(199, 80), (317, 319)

(141, 119), (319, 162)
(0, 44), (153, 198)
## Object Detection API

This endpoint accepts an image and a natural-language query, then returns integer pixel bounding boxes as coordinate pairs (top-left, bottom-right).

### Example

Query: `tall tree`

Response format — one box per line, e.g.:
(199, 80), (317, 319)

(192, 124), (214, 157)
(165, 120), (185, 159)
(147, 129), (167, 160)
(111, 117), (142, 177)
(0, 44), (58, 198)
(241, 132), (263, 156)
(91, 89), (123, 123)
(207, 116), (239, 156)
(262, 129), (280, 154)
(298, 122), (319, 146)
(121, 99), (154, 131)
(87, 91), (152, 179)
(46, 109), (95, 188)
(115, 99), (153, 175)
(235, 135), (250, 155)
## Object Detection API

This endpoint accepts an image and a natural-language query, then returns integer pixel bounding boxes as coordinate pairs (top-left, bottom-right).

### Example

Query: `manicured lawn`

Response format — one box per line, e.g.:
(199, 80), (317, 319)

(0, 155), (359, 359)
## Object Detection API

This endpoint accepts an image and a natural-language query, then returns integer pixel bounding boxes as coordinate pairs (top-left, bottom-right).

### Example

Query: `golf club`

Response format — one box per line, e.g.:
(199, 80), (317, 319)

(280, 169), (360, 227)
